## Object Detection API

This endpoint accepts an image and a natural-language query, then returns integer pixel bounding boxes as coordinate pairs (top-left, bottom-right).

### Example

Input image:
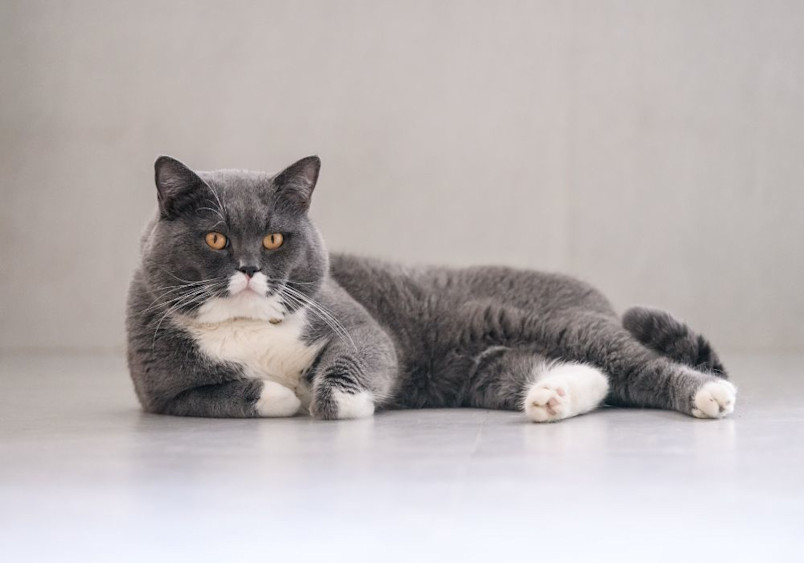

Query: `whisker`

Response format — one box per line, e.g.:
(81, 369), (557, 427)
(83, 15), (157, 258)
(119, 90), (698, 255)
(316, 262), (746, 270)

(158, 269), (203, 285)
(280, 285), (357, 351)
(196, 206), (226, 223)
(149, 280), (220, 301)
(151, 286), (217, 349)
(261, 275), (319, 287)
(144, 278), (228, 315)
(205, 184), (228, 220)
(145, 285), (218, 315)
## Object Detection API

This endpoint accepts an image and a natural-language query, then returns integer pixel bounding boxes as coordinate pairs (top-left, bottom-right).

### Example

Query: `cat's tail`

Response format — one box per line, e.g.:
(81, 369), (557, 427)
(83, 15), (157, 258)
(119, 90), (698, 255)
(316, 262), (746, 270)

(622, 306), (727, 377)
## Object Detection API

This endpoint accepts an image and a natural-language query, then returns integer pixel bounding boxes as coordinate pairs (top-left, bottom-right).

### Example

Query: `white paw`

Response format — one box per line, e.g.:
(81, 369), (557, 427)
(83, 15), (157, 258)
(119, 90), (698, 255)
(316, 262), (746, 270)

(524, 363), (608, 423)
(692, 380), (736, 419)
(334, 390), (375, 419)
(525, 382), (571, 422)
(255, 381), (301, 417)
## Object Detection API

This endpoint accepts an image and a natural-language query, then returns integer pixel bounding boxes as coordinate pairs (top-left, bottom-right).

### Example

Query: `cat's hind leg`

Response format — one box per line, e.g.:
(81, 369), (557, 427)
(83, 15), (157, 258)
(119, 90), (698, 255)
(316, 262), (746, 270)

(538, 312), (737, 419)
(464, 347), (608, 422)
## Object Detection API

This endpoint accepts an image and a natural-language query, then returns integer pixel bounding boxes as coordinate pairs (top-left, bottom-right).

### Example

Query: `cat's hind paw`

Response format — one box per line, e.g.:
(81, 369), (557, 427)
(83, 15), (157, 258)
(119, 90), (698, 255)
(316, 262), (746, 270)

(692, 380), (736, 419)
(525, 382), (571, 422)
(524, 363), (609, 423)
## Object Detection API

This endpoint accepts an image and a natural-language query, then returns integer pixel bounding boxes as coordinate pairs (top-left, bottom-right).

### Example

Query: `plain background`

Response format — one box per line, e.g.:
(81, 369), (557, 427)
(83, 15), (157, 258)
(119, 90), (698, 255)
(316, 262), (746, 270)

(1, 0), (802, 355)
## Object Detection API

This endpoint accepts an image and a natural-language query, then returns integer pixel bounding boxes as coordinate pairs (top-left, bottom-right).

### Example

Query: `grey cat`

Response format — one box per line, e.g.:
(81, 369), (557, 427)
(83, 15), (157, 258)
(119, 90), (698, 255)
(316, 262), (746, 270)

(126, 156), (736, 422)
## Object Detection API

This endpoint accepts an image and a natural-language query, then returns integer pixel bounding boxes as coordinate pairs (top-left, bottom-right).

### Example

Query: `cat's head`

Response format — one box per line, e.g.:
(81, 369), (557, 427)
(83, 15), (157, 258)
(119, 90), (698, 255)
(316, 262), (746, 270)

(140, 155), (328, 324)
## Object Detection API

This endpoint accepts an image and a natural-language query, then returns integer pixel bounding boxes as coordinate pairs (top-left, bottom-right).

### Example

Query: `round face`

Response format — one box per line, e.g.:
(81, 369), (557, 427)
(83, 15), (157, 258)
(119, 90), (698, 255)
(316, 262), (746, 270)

(142, 156), (327, 324)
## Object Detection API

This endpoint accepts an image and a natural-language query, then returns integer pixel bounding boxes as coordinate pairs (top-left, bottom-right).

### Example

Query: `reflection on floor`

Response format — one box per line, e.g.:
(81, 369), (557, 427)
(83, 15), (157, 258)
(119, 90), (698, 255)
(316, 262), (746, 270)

(1, 354), (802, 562)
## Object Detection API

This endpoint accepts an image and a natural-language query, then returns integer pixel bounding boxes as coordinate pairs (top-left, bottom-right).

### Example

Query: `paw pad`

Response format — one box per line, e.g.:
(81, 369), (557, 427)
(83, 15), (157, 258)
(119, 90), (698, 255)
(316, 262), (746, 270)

(525, 383), (570, 422)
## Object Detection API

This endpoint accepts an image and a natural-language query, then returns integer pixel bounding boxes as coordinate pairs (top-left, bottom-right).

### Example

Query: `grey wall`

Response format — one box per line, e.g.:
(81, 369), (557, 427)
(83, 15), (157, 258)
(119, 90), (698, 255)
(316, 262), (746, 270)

(1, 0), (803, 354)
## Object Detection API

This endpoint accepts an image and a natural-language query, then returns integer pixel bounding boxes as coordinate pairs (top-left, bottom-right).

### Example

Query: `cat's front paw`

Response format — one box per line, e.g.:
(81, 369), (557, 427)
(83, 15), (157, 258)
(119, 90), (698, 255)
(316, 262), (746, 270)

(691, 380), (736, 419)
(255, 381), (301, 417)
(311, 390), (375, 420)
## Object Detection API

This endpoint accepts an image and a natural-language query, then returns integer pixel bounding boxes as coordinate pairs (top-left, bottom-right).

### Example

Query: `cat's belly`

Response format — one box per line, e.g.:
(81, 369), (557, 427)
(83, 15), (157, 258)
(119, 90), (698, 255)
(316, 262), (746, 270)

(181, 310), (324, 404)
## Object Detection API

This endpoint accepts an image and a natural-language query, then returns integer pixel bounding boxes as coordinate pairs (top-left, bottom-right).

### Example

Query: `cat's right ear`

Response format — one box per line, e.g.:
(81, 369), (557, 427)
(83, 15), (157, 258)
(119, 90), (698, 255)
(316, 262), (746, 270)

(154, 156), (203, 218)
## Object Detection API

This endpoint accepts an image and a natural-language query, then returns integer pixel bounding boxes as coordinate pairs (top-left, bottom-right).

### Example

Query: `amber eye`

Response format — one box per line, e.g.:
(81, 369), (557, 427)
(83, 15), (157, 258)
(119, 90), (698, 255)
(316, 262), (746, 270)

(205, 232), (227, 250)
(263, 233), (284, 250)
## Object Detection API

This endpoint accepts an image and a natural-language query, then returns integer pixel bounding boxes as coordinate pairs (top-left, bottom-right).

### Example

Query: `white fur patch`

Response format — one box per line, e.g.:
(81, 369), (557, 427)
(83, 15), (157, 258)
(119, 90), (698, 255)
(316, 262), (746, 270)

(333, 390), (375, 419)
(524, 362), (609, 423)
(692, 380), (737, 419)
(178, 275), (324, 405)
(256, 381), (301, 417)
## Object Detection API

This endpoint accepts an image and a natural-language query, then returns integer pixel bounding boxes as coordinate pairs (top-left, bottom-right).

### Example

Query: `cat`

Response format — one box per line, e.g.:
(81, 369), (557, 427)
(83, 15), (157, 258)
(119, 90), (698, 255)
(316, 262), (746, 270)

(126, 155), (736, 422)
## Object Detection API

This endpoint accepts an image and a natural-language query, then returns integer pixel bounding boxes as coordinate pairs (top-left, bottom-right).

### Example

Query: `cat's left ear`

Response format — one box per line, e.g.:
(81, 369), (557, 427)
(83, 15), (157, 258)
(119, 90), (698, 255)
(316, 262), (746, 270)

(272, 156), (321, 213)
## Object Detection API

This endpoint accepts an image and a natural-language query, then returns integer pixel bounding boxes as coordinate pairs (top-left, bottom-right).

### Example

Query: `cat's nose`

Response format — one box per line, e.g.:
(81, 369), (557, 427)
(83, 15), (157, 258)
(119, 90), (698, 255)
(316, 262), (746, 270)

(238, 265), (261, 277)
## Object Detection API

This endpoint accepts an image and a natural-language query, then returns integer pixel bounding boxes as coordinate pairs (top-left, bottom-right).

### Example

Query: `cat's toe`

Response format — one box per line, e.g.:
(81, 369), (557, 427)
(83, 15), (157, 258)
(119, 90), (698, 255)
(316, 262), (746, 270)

(691, 380), (736, 419)
(525, 383), (570, 422)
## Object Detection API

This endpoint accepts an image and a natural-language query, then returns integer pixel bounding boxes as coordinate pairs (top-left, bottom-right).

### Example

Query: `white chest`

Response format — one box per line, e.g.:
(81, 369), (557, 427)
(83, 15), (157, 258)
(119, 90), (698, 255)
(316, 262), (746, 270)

(183, 310), (324, 396)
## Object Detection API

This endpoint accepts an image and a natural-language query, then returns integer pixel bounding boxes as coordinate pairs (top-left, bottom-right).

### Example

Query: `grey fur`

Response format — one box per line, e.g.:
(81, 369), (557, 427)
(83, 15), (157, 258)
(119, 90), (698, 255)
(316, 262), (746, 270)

(623, 306), (726, 375)
(127, 156), (730, 420)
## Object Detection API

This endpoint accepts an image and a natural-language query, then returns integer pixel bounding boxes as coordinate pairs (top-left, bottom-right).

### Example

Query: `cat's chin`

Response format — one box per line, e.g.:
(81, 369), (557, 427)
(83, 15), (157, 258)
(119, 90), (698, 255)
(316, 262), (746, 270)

(191, 290), (285, 324)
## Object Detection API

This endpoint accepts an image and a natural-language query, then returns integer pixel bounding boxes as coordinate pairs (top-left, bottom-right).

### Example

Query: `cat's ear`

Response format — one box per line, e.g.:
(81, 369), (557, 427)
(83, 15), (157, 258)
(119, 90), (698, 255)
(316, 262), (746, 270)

(154, 156), (204, 218)
(272, 156), (321, 213)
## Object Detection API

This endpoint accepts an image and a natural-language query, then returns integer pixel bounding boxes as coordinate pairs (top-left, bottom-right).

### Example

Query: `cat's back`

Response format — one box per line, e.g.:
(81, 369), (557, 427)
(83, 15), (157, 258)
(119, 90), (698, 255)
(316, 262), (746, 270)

(328, 253), (614, 317)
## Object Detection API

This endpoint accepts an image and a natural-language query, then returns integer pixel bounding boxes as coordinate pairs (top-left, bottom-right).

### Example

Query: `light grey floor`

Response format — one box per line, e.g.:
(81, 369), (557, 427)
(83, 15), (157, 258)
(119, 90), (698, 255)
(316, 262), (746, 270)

(1, 354), (803, 562)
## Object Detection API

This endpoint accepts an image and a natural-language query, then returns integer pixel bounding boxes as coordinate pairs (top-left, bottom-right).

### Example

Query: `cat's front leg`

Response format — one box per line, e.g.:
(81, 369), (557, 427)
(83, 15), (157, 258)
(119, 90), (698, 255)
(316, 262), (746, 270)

(310, 358), (376, 420)
(308, 326), (397, 420)
(129, 322), (301, 418)
(153, 379), (300, 418)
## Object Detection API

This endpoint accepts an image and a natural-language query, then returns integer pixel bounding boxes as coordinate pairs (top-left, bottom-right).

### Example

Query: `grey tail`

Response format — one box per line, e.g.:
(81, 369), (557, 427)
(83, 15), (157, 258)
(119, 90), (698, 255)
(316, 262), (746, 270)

(622, 306), (727, 377)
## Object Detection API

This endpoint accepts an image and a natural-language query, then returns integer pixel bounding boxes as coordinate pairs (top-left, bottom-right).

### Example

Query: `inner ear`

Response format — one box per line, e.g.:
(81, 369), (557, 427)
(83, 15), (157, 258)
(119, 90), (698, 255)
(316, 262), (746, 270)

(272, 155), (321, 213)
(154, 156), (205, 218)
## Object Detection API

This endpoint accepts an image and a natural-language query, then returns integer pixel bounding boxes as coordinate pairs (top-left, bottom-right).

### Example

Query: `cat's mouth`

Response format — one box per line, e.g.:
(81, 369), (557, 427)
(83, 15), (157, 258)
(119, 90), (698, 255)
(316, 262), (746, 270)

(228, 271), (269, 299)
(231, 285), (263, 298)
